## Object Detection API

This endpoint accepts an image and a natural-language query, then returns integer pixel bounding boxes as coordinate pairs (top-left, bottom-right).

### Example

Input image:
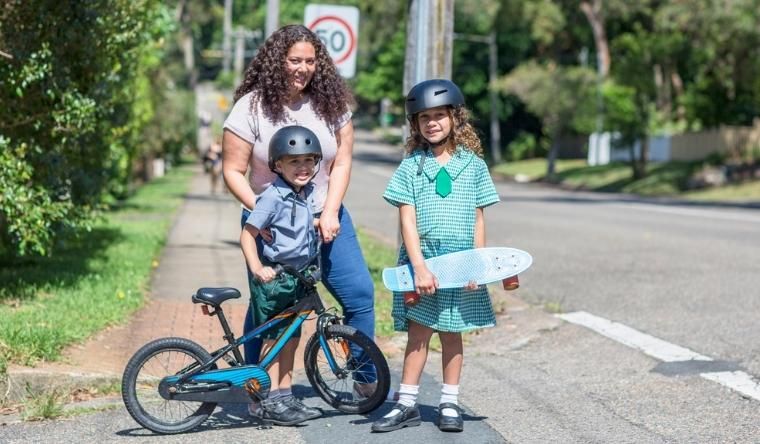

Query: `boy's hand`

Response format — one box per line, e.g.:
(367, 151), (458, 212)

(253, 266), (277, 283)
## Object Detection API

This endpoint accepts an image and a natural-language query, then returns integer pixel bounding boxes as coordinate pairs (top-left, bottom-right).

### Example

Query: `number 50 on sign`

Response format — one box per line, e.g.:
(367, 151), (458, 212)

(305, 4), (360, 78)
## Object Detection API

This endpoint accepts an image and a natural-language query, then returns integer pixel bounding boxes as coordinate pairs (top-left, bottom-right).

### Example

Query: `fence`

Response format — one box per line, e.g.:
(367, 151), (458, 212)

(588, 119), (760, 165)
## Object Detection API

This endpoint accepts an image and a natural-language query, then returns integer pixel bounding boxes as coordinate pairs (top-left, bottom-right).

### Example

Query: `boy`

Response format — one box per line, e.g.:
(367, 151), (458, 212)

(240, 125), (323, 426)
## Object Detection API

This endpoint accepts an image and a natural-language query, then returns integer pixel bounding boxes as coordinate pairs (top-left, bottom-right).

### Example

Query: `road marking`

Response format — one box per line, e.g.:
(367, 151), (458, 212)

(613, 202), (760, 224)
(557, 311), (760, 401)
(365, 165), (394, 177)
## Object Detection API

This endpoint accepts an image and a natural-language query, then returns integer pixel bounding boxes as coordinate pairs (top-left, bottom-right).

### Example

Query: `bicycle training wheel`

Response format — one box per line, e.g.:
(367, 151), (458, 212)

(304, 324), (390, 414)
(121, 337), (217, 434)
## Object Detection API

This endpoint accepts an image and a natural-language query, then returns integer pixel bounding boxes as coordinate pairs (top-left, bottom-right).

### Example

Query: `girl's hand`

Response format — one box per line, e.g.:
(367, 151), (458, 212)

(317, 212), (340, 243)
(253, 266), (277, 283)
(463, 280), (479, 292)
(413, 265), (438, 296)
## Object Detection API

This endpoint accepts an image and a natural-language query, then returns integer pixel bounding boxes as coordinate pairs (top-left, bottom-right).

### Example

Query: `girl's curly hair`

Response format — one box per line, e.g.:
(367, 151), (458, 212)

(405, 106), (483, 156)
(233, 24), (353, 127)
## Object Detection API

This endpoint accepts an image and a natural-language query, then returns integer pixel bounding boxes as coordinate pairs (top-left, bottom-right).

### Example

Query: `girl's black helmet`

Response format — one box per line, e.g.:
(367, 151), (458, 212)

(268, 125), (322, 171)
(405, 79), (465, 119)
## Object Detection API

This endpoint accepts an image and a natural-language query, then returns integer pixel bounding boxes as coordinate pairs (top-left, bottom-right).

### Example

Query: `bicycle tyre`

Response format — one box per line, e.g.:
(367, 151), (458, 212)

(304, 324), (390, 414)
(122, 337), (217, 434)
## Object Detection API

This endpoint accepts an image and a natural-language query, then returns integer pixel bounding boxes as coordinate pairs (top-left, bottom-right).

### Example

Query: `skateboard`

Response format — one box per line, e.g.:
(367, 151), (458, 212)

(382, 247), (533, 295)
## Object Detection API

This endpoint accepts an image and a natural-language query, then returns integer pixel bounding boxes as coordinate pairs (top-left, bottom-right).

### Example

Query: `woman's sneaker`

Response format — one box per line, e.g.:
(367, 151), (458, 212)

(281, 395), (322, 420)
(260, 398), (311, 426)
(371, 403), (421, 432)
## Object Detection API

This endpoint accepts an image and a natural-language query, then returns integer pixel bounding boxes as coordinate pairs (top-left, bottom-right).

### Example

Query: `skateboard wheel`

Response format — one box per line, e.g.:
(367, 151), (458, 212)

(404, 291), (420, 305)
(502, 275), (519, 291)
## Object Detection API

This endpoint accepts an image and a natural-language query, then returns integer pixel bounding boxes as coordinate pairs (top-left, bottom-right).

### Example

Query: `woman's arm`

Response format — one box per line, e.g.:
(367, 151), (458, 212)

(399, 204), (438, 295)
(222, 129), (256, 210)
(319, 121), (354, 243)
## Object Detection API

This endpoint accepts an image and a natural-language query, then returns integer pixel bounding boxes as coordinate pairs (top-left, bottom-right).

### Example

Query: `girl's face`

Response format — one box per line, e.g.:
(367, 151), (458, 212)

(275, 154), (318, 189)
(416, 106), (452, 145)
(285, 42), (316, 98)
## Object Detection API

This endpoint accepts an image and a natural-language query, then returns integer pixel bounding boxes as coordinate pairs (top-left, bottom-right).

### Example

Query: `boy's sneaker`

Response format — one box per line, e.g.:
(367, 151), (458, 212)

(260, 398), (310, 426)
(281, 395), (322, 420)
(371, 403), (421, 432)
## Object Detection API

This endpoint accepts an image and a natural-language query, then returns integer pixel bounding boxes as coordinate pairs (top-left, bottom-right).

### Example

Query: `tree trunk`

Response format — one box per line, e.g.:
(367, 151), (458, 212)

(546, 133), (560, 180)
(175, 0), (197, 89)
(580, 0), (610, 78)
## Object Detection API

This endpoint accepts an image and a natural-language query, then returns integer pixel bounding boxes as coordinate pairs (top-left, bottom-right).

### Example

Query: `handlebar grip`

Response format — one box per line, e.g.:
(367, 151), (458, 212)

(272, 265), (285, 277)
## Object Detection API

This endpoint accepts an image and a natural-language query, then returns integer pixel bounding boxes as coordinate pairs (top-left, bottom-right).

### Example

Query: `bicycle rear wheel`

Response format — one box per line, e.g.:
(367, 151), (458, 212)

(304, 324), (390, 414)
(122, 337), (217, 434)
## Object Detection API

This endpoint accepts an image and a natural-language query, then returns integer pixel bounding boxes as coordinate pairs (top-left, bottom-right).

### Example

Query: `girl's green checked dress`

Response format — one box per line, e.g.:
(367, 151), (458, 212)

(383, 146), (500, 333)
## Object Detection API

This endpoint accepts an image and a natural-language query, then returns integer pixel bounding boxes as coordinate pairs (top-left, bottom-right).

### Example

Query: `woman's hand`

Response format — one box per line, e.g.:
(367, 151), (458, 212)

(317, 211), (340, 243)
(463, 280), (479, 292)
(253, 266), (277, 283)
(413, 264), (438, 296)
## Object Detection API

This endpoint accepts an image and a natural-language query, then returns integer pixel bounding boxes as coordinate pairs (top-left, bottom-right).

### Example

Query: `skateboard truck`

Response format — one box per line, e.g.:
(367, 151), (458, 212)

(404, 292), (420, 306)
(502, 275), (519, 291)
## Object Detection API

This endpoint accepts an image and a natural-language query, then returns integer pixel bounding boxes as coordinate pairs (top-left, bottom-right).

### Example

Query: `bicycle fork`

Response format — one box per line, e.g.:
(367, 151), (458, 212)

(315, 314), (354, 379)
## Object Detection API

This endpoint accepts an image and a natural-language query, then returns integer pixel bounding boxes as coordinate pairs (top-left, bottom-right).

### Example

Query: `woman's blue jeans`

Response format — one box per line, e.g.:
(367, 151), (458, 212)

(241, 205), (377, 382)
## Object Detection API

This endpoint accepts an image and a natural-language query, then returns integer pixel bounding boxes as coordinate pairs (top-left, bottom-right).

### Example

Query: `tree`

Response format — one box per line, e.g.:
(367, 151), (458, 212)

(498, 62), (596, 177)
(0, 1), (173, 257)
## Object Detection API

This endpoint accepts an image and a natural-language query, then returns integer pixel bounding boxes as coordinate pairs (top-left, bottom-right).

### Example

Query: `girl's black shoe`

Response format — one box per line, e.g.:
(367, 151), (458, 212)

(437, 402), (463, 432)
(371, 403), (421, 432)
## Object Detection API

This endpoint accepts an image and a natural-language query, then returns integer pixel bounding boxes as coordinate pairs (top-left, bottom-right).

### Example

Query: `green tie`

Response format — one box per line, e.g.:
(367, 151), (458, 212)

(435, 168), (452, 197)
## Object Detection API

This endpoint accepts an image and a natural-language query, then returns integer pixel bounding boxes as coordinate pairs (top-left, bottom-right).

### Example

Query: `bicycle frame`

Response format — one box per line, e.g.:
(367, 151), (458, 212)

(162, 276), (346, 404)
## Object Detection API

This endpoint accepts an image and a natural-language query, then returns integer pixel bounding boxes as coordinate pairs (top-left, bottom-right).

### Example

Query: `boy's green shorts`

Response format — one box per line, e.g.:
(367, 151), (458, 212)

(249, 273), (305, 340)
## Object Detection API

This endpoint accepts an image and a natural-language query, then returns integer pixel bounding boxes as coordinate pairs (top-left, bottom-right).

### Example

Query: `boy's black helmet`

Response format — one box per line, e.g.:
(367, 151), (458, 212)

(268, 125), (322, 171)
(405, 79), (465, 119)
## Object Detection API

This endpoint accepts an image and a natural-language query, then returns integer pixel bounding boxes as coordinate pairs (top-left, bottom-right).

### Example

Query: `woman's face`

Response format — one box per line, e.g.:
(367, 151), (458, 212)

(285, 41), (316, 97)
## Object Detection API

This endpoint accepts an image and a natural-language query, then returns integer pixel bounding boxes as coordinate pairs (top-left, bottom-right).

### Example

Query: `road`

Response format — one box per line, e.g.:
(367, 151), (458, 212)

(2, 129), (759, 443)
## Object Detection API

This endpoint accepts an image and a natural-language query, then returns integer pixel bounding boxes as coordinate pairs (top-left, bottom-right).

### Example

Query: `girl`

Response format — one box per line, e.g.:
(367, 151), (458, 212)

(372, 79), (500, 433)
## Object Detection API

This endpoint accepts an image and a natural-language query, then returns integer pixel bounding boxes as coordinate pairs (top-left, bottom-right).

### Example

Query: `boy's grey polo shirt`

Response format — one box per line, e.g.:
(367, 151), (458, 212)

(245, 176), (317, 270)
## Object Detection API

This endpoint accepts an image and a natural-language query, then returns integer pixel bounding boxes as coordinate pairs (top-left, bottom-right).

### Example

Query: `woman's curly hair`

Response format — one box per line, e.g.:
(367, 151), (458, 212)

(405, 106), (483, 156)
(233, 24), (353, 128)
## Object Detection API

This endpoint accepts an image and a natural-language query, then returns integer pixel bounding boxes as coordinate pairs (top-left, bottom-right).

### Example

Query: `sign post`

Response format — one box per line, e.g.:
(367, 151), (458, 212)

(305, 4), (359, 78)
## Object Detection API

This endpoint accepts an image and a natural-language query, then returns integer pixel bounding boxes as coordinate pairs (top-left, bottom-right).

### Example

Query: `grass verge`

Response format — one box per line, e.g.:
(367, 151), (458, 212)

(0, 165), (194, 372)
(494, 158), (759, 201)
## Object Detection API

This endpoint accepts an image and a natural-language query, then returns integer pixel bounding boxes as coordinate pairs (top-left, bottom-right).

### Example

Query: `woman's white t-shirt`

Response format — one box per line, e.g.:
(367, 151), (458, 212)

(223, 92), (351, 212)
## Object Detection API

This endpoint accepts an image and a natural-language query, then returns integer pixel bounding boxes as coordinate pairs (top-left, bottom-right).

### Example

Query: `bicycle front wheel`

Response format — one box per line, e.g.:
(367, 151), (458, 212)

(121, 337), (217, 434)
(304, 324), (390, 414)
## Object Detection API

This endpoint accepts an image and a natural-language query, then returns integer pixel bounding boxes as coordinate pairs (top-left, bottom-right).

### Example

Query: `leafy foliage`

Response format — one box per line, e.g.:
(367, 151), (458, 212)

(0, 1), (192, 258)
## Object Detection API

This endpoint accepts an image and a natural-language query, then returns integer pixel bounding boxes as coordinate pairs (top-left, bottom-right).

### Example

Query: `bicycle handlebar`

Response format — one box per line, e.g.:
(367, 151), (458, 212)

(271, 239), (323, 287)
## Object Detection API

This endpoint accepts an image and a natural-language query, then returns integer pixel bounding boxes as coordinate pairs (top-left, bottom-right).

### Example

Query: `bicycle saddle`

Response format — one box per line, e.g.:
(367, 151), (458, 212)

(192, 287), (241, 307)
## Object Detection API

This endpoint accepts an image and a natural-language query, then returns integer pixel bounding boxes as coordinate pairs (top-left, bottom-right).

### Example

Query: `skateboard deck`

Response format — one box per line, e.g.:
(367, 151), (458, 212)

(382, 247), (533, 293)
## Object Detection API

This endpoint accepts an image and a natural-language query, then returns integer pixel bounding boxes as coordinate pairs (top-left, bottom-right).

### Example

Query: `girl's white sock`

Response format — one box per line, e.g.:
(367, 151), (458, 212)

(384, 384), (418, 418)
(439, 384), (460, 417)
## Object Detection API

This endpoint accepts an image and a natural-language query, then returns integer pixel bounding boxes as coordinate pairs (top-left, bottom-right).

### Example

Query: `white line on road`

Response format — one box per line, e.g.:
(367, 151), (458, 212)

(557, 311), (760, 401)
(365, 165), (394, 177)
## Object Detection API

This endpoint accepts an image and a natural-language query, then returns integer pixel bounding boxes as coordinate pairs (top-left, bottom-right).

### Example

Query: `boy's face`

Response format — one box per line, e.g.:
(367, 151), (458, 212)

(416, 105), (452, 145)
(274, 154), (318, 188)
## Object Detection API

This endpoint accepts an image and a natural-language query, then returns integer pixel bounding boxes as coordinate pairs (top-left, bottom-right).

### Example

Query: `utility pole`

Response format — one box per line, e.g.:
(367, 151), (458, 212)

(452, 31), (502, 163)
(403, 0), (453, 96)
(266, 0), (280, 38)
(223, 0), (233, 74)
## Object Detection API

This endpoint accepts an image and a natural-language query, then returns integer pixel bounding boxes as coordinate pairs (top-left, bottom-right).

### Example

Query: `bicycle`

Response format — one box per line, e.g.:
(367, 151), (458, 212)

(121, 248), (391, 434)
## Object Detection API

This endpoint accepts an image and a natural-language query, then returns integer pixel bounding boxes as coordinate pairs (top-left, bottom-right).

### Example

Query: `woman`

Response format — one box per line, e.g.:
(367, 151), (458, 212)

(222, 24), (377, 417)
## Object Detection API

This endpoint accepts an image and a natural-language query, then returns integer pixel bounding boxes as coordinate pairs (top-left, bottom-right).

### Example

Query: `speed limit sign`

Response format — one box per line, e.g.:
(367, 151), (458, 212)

(305, 5), (359, 78)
